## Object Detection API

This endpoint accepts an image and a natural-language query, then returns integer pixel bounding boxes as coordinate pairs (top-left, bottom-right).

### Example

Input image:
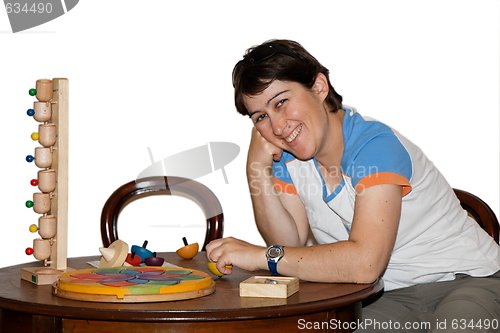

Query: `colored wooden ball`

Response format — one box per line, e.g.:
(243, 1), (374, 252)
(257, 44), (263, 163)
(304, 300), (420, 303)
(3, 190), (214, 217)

(28, 88), (37, 96)
(31, 132), (39, 141)
(30, 179), (38, 186)
(25, 247), (34, 255)
(26, 155), (34, 163)
(25, 200), (34, 208)
(27, 109), (35, 116)
(29, 224), (38, 233)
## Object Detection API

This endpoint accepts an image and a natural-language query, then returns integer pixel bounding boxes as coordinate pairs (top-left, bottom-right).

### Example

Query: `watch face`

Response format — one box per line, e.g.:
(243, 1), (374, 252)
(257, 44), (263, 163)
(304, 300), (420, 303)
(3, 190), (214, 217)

(268, 246), (283, 258)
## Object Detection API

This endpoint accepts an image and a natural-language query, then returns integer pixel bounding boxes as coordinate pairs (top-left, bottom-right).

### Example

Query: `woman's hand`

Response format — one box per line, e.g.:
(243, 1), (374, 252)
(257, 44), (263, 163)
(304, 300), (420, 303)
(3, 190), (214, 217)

(205, 237), (267, 275)
(247, 128), (283, 168)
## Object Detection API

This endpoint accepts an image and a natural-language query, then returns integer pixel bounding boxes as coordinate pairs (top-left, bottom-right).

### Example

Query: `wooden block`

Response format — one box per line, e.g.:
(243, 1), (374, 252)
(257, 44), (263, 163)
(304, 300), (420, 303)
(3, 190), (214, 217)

(21, 267), (65, 285)
(239, 276), (299, 298)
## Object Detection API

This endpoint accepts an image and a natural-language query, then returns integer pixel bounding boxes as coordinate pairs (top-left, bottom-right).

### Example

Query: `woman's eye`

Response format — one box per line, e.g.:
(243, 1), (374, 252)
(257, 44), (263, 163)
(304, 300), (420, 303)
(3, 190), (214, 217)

(254, 113), (268, 123)
(276, 99), (287, 108)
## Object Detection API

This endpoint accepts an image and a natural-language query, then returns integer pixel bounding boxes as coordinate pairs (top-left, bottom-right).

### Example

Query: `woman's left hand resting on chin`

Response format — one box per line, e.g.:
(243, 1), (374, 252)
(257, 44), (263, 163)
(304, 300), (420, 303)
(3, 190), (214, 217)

(206, 237), (267, 275)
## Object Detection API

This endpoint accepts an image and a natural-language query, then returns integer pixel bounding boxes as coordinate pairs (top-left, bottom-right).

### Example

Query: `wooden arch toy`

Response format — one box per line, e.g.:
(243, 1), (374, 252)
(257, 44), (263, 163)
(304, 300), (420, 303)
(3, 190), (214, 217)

(100, 176), (224, 251)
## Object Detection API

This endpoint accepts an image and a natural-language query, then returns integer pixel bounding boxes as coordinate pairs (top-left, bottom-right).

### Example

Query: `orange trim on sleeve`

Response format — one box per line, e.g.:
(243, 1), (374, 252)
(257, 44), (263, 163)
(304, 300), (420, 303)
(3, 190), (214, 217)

(273, 178), (298, 195)
(355, 172), (412, 196)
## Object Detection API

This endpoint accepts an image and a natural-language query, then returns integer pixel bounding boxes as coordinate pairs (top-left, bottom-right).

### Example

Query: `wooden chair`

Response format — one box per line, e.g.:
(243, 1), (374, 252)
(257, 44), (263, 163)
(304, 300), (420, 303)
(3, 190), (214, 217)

(454, 188), (499, 244)
(101, 176), (224, 251)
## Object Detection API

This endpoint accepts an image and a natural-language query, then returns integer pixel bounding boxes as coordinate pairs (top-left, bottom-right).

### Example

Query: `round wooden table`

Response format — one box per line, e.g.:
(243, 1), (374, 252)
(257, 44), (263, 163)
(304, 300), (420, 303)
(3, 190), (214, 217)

(0, 253), (383, 333)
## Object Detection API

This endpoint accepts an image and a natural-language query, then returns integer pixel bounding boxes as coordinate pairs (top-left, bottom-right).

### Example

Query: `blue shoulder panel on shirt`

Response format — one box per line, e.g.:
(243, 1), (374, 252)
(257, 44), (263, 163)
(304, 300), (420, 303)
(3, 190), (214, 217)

(341, 108), (412, 187)
(349, 135), (412, 187)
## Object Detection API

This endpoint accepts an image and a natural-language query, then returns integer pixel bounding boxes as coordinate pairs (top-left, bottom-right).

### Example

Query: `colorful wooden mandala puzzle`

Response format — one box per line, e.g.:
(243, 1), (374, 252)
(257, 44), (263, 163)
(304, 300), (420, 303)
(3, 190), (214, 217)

(53, 266), (215, 303)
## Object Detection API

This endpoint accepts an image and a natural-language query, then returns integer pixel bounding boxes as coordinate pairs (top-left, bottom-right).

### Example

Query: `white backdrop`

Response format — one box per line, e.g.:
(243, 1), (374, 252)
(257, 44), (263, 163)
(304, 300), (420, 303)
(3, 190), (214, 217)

(1, 0), (498, 268)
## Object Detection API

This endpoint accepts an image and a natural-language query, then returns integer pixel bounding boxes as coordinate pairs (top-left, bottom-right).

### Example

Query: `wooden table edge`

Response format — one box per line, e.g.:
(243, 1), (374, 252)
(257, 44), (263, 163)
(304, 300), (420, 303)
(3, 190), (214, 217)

(0, 279), (383, 322)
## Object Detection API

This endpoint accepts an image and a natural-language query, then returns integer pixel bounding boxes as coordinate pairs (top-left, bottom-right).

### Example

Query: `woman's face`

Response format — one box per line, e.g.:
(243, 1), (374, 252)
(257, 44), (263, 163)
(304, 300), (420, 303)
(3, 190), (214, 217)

(243, 75), (330, 160)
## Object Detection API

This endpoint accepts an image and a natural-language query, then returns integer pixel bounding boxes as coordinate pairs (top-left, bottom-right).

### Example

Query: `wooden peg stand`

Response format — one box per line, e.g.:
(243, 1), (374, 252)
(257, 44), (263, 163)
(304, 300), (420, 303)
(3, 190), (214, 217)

(21, 78), (70, 285)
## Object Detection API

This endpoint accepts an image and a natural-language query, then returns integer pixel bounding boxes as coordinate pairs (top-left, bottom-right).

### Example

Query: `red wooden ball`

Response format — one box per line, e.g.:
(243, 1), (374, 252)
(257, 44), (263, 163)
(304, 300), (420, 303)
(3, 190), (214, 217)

(30, 179), (38, 186)
(25, 247), (34, 255)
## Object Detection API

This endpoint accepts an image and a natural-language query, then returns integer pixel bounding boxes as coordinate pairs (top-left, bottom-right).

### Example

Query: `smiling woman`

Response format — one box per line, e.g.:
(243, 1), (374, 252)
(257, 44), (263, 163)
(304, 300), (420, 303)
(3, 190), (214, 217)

(205, 39), (500, 332)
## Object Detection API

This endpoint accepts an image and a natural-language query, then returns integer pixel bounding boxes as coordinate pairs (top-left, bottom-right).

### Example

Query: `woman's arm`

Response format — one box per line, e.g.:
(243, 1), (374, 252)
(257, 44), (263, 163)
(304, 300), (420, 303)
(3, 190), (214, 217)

(246, 128), (309, 247)
(277, 183), (402, 283)
(207, 183), (402, 283)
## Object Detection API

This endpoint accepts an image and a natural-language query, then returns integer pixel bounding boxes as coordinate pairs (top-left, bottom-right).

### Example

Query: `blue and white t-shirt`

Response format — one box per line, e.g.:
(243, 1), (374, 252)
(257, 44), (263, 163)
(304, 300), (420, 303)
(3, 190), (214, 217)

(272, 107), (500, 291)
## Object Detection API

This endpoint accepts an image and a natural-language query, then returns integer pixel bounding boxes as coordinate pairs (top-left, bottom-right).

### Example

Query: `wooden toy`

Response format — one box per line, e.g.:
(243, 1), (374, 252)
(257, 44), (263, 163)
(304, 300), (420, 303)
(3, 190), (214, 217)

(37, 169), (56, 193)
(125, 252), (142, 266)
(33, 101), (51, 122)
(131, 240), (154, 263)
(33, 192), (51, 214)
(37, 123), (56, 147)
(239, 276), (299, 299)
(21, 78), (70, 285)
(53, 266), (215, 303)
(124, 241), (166, 266)
(37, 215), (57, 238)
(99, 240), (129, 268)
(207, 262), (233, 278)
(32, 239), (51, 261)
(176, 237), (199, 259)
(35, 79), (53, 102)
(33, 147), (52, 168)
(144, 252), (165, 266)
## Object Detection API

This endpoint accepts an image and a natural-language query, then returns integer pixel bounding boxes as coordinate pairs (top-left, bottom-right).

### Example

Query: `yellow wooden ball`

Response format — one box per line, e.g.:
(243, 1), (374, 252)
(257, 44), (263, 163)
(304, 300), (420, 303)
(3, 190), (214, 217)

(31, 132), (39, 141)
(29, 224), (38, 233)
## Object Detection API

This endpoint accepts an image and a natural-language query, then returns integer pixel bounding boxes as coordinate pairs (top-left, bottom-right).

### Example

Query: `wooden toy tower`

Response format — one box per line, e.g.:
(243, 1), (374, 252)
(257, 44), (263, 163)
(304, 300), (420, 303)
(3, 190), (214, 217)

(22, 78), (69, 285)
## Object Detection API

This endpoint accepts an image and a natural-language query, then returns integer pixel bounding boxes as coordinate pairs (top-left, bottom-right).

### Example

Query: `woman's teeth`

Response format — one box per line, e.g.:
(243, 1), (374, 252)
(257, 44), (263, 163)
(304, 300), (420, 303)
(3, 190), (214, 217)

(286, 124), (303, 143)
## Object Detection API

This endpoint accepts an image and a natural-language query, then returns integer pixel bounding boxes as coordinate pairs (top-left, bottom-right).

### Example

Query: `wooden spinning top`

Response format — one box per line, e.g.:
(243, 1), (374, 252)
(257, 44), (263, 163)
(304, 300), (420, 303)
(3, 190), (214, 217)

(144, 252), (165, 266)
(176, 237), (199, 259)
(125, 252), (142, 266)
(99, 240), (129, 268)
(130, 240), (153, 263)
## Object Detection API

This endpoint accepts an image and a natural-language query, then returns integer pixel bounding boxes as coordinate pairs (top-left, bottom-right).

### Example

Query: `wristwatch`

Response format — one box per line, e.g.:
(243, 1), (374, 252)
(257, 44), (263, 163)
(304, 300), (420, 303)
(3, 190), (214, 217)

(266, 245), (285, 276)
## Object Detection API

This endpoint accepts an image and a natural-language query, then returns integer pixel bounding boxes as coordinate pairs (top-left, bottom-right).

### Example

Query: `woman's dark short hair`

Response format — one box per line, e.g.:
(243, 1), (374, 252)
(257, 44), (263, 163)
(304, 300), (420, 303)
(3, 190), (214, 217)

(232, 39), (343, 116)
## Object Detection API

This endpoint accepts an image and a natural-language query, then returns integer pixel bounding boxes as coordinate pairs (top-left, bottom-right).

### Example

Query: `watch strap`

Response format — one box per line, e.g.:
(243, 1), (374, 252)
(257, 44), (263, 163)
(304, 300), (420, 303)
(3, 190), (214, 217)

(268, 260), (279, 276)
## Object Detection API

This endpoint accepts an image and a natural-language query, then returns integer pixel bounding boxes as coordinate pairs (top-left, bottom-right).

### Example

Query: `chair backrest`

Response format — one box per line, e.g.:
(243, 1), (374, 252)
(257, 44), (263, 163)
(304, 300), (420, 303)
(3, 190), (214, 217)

(453, 188), (499, 244)
(101, 176), (224, 250)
